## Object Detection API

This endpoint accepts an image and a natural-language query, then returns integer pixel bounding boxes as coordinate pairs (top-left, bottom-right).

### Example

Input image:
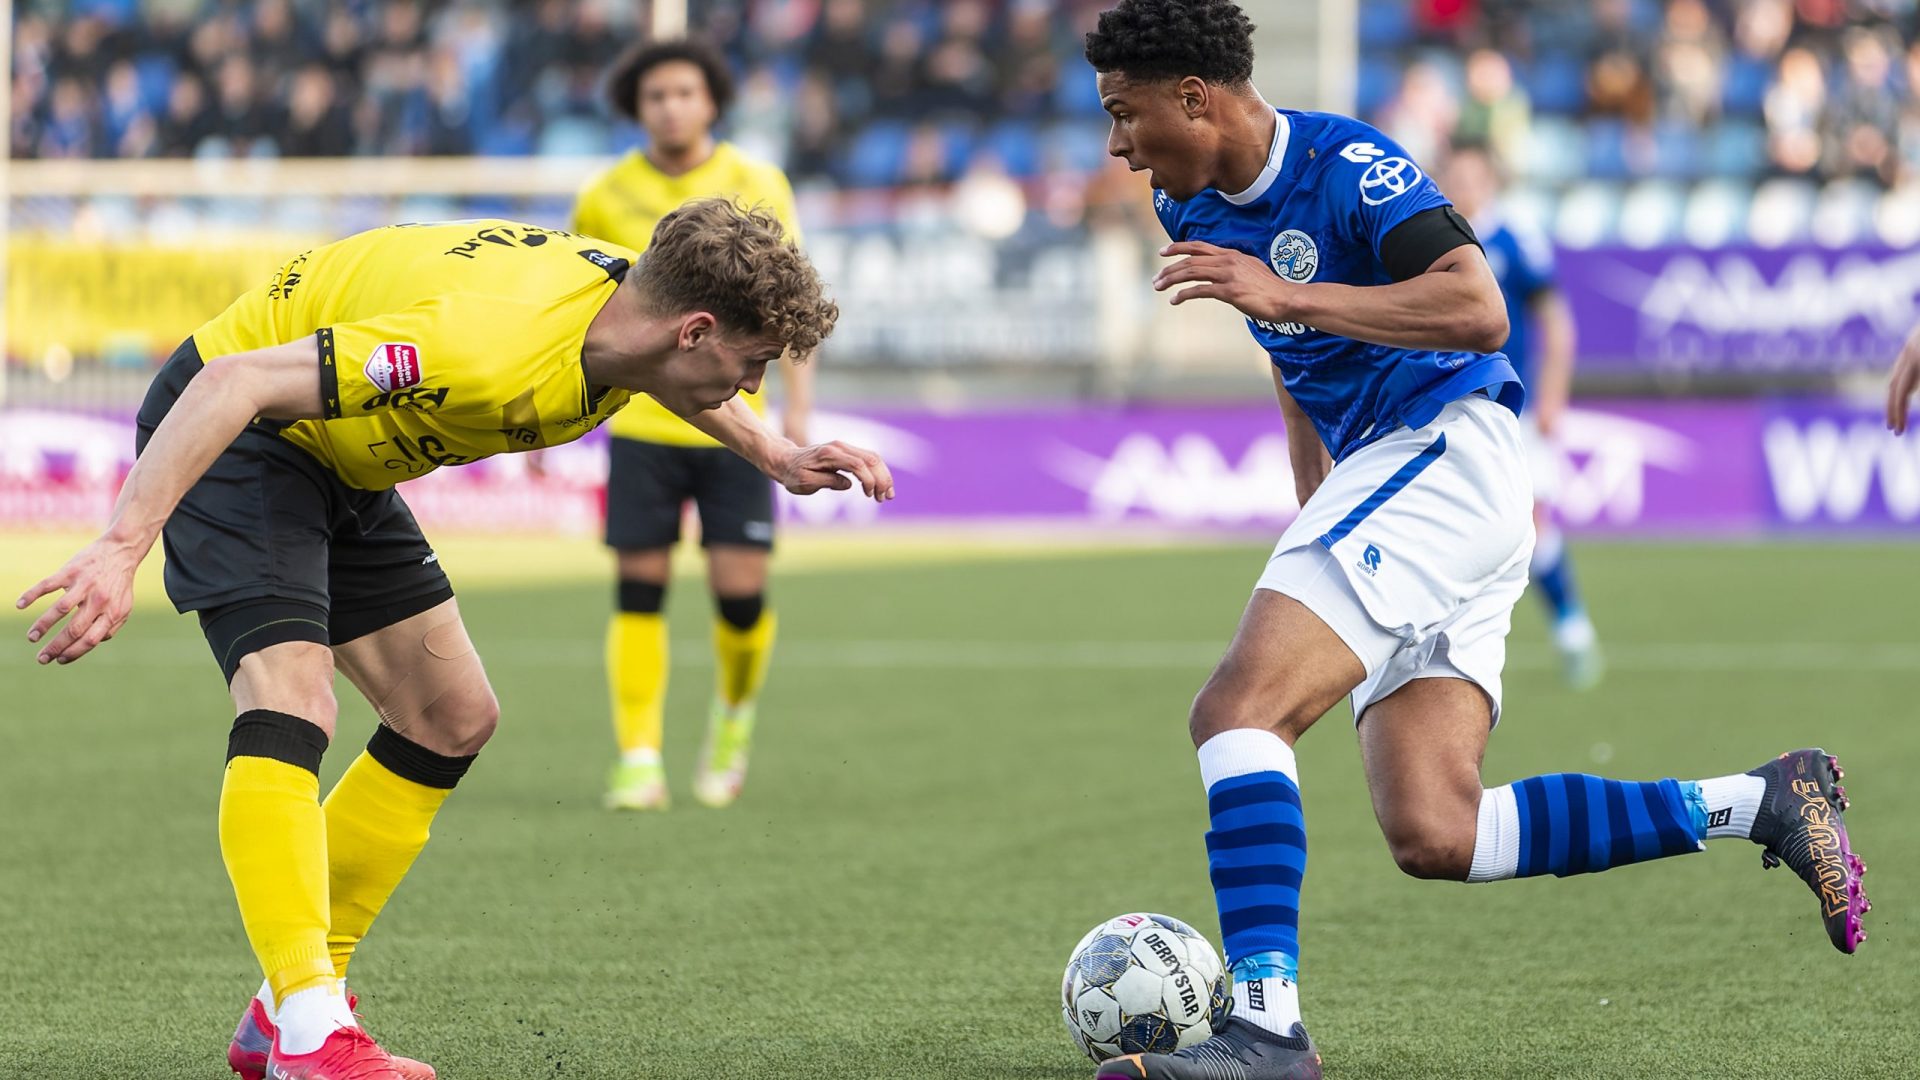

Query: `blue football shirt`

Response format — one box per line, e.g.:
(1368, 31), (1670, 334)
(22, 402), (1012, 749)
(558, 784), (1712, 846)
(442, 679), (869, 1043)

(1153, 110), (1524, 460)
(1476, 210), (1557, 409)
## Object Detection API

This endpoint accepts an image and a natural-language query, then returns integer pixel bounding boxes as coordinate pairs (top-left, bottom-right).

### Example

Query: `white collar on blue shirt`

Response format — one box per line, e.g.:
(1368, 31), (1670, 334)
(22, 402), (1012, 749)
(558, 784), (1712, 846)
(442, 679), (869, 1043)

(1220, 111), (1292, 206)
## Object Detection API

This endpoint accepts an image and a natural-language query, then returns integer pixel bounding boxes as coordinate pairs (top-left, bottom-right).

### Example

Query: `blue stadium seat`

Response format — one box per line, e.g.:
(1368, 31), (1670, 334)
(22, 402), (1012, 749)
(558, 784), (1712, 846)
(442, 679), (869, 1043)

(938, 121), (979, 172)
(1044, 119), (1114, 174)
(1722, 55), (1771, 116)
(1523, 53), (1587, 115)
(1651, 121), (1700, 179)
(1584, 119), (1632, 180)
(1053, 66), (1108, 117)
(1358, 2), (1415, 48)
(135, 56), (175, 114)
(1704, 121), (1766, 177)
(1521, 117), (1585, 184)
(1356, 56), (1401, 116)
(845, 121), (911, 187)
(983, 120), (1042, 178)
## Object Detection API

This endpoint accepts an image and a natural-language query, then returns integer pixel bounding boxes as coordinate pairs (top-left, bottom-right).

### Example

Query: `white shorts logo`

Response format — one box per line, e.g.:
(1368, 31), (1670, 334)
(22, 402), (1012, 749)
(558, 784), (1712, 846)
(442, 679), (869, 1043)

(1268, 230), (1319, 283)
(1359, 158), (1422, 205)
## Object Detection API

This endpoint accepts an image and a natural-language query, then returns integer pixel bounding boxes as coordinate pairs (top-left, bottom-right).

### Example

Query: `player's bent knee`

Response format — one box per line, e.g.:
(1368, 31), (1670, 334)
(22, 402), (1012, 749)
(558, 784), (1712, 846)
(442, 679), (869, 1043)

(408, 680), (499, 757)
(1382, 821), (1475, 881)
(1188, 671), (1315, 747)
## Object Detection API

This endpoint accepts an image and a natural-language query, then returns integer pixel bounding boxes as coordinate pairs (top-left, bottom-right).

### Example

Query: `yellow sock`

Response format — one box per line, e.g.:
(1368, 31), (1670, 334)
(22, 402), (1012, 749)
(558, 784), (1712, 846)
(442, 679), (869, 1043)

(322, 751), (453, 979)
(220, 756), (336, 1005)
(713, 610), (777, 709)
(608, 612), (668, 755)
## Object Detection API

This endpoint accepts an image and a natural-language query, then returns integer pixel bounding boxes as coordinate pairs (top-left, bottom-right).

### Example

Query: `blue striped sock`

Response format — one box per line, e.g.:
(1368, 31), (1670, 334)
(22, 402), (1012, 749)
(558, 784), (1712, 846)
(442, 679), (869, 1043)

(1198, 730), (1307, 1034)
(1508, 774), (1705, 878)
(1204, 768), (1305, 970)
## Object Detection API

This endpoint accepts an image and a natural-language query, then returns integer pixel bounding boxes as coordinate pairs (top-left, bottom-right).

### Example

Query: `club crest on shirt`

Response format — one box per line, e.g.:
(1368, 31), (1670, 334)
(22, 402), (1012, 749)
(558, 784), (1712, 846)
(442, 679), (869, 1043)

(365, 342), (423, 392)
(1268, 230), (1319, 283)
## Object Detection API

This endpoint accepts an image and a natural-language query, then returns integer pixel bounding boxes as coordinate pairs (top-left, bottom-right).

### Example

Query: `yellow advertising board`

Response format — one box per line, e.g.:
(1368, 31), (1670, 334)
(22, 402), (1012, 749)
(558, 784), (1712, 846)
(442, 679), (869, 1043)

(7, 234), (321, 360)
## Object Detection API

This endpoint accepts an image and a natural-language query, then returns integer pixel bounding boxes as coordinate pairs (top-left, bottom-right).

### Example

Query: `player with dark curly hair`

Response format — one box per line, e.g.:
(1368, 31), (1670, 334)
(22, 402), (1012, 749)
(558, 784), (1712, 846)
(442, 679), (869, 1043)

(576, 38), (815, 814)
(1080, 3), (1869, 1078)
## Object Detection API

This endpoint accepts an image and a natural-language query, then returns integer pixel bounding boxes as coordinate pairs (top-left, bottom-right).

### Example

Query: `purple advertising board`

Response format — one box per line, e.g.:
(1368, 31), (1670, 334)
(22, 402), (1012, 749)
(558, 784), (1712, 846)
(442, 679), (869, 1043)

(1557, 246), (1920, 374)
(2, 400), (1916, 535)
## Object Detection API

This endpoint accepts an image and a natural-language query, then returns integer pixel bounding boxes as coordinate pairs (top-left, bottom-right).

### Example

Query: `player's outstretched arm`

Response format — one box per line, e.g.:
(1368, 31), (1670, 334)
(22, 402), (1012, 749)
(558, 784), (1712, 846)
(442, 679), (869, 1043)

(15, 340), (324, 665)
(1887, 323), (1920, 435)
(1154, 241), (1508, 354)
(778, 355), (815, 446)
(678, 395), (894, 501)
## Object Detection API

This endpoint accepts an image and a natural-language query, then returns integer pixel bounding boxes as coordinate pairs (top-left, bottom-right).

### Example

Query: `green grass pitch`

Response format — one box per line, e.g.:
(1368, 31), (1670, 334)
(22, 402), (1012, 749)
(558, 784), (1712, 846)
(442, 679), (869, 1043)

(2, 541), (1914, 1078)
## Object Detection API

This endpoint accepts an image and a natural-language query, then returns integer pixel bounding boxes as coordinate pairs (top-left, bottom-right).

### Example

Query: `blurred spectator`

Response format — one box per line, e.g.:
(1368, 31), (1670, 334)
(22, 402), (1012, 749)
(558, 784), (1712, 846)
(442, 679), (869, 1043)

(1376, 61), (1460, 166)
(1455, 49), (1531, 169)
(157, 73), (215, 157)
(1829, 28), (1903, 181)
(281, 66), (355, 158)
(211, 55), (275, 157)
(1767, 47), (1827, 175)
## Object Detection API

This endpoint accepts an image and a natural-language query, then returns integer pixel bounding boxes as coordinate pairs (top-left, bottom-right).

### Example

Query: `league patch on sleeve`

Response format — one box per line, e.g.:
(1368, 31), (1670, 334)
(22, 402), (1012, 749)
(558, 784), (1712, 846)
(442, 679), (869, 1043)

(365, 342), (423, 392)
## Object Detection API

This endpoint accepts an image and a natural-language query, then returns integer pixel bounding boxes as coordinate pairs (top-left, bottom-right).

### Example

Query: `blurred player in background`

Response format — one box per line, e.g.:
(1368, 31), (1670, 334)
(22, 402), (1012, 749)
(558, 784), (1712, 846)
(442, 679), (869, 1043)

(16, 203), (889, 1080)
(1441, 140), (1602, 689)
(574, 39), (811, 813)
(1084, 3), (1868, 1078)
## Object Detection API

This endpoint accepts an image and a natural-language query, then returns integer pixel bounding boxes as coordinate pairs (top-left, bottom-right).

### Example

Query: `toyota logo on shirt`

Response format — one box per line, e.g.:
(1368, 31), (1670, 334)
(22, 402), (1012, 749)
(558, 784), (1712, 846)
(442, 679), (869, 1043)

(1359, 157), (1422, 206)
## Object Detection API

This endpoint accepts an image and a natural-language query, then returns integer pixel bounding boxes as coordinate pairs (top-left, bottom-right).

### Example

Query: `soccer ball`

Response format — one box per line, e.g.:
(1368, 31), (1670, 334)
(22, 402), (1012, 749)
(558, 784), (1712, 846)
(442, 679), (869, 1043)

(1060, 912), (1231, 1062)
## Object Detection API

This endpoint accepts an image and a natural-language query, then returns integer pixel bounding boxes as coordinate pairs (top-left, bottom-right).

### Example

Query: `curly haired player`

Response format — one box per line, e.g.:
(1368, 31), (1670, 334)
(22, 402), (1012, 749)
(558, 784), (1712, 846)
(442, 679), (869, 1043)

(17, 200), (892, 1080)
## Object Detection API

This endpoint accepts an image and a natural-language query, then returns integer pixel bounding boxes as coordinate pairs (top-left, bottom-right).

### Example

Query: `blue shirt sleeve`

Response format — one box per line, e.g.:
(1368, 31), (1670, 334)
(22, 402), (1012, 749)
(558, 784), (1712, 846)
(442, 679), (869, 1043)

(1323, 123), (1450, 262)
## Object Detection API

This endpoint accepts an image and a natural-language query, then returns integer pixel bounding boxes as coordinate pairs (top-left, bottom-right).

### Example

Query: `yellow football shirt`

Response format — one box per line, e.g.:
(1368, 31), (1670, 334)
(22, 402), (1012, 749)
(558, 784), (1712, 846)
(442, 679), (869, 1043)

(191, 220), (637, 491)
(572, 142), (801, 447)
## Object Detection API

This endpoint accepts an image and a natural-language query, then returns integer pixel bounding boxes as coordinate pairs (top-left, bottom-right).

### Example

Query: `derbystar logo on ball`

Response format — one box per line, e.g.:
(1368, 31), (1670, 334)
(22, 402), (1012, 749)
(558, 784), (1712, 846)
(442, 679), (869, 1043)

(365, 343), (423, 392)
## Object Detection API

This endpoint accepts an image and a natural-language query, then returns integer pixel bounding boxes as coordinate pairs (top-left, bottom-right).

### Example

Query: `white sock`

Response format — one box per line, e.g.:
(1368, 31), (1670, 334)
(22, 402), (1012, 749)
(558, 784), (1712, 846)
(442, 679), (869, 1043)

(1196, 728), (1297, 791)
(274, 983), (357, 1055)
(1467, 785), (1522, 882)
(1553, 612), (1596, 654)
(255, 979), (275, 1023)
(620, 746), (661, 768)
(1693, 773), (1766, 841)
(1231, 967), (1302, 1035)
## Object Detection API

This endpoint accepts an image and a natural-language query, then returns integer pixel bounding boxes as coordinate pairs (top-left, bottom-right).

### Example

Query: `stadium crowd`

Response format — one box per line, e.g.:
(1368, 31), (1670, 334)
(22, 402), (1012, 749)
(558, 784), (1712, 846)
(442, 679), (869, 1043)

(15, 0), (1917, 188)
(1365, 0), (1920, 185)
(9, 0), (1119, 186)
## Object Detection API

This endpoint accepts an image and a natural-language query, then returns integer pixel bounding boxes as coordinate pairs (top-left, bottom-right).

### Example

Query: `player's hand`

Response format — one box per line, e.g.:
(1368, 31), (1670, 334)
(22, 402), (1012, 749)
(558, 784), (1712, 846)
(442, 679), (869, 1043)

(1154, 241), (1290, 321)
(1887, 326), (1920, 435)
(16, 533), (141, 665)
(774, 440), (895, 501)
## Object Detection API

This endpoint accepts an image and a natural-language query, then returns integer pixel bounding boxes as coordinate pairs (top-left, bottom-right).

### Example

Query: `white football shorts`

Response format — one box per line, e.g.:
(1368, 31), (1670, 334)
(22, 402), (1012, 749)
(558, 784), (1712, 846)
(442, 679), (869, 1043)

(1256, 393), (1535, 725)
